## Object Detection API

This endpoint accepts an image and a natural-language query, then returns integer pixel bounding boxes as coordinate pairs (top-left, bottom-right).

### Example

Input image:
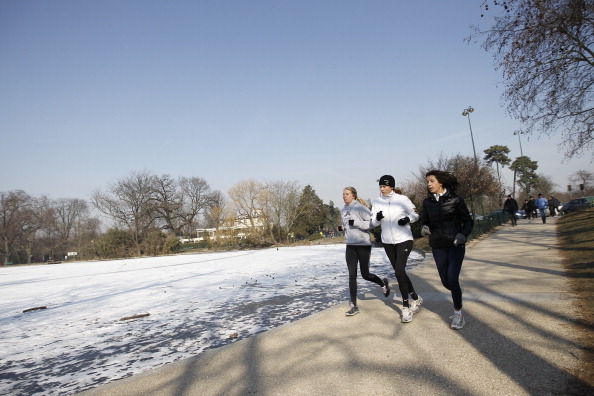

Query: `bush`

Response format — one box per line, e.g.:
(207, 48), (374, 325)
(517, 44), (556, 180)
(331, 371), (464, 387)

(92, 229), (133, 259)
(238, 235), (274, 249)
(140, 229), (166, 256)
(308, 233), (323, 241)
(163, 235), (182, 253)
(181, 240), (211, 250)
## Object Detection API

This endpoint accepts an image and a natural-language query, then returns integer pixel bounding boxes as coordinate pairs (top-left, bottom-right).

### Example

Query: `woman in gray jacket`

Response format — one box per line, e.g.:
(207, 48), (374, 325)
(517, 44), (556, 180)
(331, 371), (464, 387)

(340, 186), (390, 316)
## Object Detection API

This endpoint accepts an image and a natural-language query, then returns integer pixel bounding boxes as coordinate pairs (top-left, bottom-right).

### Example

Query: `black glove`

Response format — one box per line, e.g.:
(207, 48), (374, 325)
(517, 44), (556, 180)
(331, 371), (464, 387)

(376, 211), (384, 221)
(398, 216), (410, 226)
(453, 233), (467, 246)
(348, 219), (355, 226)
(338, 225), (344, 232)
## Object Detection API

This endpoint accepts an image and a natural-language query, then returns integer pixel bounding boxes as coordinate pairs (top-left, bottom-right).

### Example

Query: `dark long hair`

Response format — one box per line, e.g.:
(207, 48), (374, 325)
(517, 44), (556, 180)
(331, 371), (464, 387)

(425, 170), (459, 194)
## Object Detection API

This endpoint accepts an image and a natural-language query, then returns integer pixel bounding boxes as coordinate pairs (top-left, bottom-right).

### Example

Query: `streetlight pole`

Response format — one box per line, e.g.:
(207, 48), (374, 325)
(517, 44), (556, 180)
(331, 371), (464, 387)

(513, 130), (527, 198)
(461, 106), (484, 222)
(462, 106), (478, 166)
(514, 130), (525, 157)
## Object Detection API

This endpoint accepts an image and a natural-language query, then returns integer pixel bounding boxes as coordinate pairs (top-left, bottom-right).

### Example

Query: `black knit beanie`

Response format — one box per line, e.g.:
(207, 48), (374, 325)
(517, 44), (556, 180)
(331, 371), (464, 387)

(379, 175), (395, 188)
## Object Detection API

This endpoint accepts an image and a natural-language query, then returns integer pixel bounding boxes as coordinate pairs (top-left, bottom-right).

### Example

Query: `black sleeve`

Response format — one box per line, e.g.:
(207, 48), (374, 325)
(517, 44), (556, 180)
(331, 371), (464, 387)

(455, 197), (474, 236)
(421, 199), (430, 226)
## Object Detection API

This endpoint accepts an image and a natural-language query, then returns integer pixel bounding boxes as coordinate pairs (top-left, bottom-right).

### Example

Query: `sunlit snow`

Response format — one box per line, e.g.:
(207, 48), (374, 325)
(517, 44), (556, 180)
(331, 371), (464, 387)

(0, 244), (423, 395)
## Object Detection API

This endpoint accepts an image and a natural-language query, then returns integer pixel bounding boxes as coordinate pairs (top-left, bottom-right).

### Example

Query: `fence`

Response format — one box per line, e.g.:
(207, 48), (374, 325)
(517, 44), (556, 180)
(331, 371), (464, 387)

(469, 210), (511, 239)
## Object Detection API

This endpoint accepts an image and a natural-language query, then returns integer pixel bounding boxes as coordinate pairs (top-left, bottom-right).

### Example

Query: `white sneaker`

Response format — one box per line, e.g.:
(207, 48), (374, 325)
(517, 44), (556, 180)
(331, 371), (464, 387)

(401, 307), (413, 323)
(450, 312), (465, 329)
(410, 296), (423, 313)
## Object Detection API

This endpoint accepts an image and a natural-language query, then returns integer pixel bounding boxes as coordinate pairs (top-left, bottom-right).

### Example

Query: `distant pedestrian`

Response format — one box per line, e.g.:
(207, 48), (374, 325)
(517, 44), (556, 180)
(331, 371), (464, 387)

(503, 195), (519, 226)
(536, 193), (548, 224)
(339, 187), (390, 317)
(548, 196), (560, 217)
(421, 170), (474, 330)
(528, 196), (537, 220)
(371, 175), (422, 323)
(522, 199), (531, 219)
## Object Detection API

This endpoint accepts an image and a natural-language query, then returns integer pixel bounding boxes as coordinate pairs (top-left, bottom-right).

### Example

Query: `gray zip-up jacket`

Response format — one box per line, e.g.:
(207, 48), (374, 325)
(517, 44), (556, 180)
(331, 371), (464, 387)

(341, 200), (373, 245)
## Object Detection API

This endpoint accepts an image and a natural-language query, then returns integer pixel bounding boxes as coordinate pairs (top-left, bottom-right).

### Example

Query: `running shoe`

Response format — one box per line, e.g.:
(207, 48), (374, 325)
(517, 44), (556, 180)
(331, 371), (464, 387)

(410, 296), (423, 313)
(345, 305), (359, 316)
(382, 277), (390, 298)
(401, 307), (413, 323)
(450, 312), (465, 329)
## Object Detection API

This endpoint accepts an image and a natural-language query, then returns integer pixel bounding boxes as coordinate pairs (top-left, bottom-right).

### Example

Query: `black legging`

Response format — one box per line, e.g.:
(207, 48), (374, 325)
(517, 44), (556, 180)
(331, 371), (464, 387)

(432, 245), (465, 310)
(507, 210), (517, 226)
(346, 245), (384, 305)
(383, 240), (416, 307)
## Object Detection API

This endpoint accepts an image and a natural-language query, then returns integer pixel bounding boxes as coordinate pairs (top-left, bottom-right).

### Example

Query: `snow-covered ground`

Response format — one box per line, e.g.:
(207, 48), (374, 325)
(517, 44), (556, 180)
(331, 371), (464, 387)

(0, 244), (423, 396)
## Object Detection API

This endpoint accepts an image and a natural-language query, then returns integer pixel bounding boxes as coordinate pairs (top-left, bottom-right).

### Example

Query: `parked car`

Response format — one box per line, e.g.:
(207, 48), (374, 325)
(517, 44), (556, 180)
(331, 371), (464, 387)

(515, 210), (527, 219)
(562, 198), (592, 213)
(470, 213), (484, 221)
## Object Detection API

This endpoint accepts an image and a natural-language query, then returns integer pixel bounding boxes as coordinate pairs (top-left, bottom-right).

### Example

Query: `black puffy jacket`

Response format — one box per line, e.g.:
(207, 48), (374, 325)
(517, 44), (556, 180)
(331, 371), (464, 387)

(421, 191), (474, 248)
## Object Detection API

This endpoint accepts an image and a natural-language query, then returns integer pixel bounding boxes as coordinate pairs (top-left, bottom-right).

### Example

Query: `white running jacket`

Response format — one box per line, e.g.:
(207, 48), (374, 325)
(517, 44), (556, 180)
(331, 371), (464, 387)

(371, 191), (419, 244)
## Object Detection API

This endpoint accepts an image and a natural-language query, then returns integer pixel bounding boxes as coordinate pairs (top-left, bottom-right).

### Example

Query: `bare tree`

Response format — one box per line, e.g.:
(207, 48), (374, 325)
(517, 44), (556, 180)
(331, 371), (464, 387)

(532, 174), (555, 198)
(260, 179), (303, 243)
(71, 216), (101, 260)
(468, 0), (594, 158)
(178, 176), (213, 235)
(228, 179), (265, 235)
(42, 198), (91, 259)
(204, 190), (229, 230)
(570, 169), (594, 195)
(0, 191), (45, 264)
(91, 171), (158, 256)
(152, 174), (183, 232)
(405, 153), (499, 214)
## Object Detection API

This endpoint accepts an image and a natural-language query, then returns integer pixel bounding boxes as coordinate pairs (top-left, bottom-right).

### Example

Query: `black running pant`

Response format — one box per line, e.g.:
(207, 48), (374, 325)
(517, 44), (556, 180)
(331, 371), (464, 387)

(346, 245), (384, 305)
(432, 245), (465, 310)
(383, 240), (416, 307)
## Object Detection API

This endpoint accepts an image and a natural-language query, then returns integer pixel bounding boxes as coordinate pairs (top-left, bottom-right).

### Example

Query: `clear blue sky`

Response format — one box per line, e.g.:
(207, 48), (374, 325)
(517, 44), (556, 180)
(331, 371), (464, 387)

(1, 0), (590, 206)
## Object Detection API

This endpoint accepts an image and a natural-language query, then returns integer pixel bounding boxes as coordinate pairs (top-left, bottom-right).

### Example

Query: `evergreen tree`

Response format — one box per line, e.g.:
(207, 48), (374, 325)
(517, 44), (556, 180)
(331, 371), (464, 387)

(483, 145), (511, 190)
(292, 185), (326, 238)
(510, 156), (539, 194)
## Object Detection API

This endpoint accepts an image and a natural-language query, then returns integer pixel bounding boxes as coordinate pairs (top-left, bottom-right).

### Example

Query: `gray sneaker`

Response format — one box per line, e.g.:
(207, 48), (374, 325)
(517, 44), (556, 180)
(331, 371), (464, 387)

(410, 296), (423, 313)
(401, 307), (413, 323)
(345, 305), (360, 316)
(450, 313), (465, 329)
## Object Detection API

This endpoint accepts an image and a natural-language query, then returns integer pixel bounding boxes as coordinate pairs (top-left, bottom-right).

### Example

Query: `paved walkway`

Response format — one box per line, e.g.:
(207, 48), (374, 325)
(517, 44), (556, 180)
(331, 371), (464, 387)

(79, 216), (590, 396)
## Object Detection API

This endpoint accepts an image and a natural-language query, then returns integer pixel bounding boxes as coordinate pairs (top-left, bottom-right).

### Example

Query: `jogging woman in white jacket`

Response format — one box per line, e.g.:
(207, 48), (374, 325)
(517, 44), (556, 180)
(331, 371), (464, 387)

(340, 186), (390, 316)
(371, 175), (422, 323)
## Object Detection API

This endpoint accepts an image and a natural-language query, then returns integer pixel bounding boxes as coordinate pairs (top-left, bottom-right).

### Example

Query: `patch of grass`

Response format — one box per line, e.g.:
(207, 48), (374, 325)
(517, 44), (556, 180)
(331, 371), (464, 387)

(556, 208), (594, 392)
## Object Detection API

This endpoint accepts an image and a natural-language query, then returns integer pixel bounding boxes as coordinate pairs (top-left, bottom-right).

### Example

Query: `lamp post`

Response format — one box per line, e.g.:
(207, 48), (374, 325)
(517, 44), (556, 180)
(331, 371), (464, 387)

(462, 106), (478, 166)
(461, 106), (483, 221)
(513, 130), (525, 157)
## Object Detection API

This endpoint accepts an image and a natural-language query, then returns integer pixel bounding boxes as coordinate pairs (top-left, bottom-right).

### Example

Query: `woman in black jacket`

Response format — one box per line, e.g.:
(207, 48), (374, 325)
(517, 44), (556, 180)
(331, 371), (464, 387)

(421, 170), (473, 330)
